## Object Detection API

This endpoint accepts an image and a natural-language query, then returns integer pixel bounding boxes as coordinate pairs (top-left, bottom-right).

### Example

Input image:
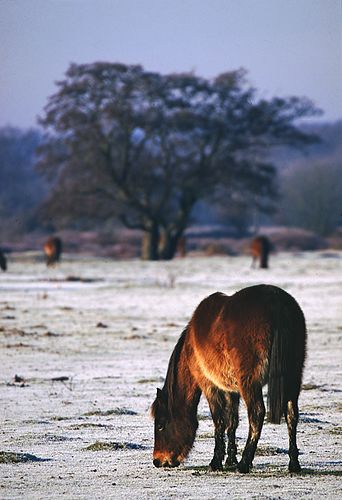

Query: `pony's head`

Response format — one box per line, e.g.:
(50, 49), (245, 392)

(151, 387), (198, 468)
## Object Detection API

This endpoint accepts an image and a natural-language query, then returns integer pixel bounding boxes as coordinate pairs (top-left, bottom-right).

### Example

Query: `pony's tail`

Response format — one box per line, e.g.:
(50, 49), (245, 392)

(267, 326), (288, 424)
(267, 289), (306, 424)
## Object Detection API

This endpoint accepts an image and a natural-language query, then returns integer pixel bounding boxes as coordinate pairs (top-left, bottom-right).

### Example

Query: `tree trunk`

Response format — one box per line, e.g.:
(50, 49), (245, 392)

(141, 223), (160, 260)
(159, 229), (181, 260)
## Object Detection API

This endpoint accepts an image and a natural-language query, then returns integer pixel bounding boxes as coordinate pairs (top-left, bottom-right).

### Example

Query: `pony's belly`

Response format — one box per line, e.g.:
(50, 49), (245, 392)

(193, 345), (239, 392)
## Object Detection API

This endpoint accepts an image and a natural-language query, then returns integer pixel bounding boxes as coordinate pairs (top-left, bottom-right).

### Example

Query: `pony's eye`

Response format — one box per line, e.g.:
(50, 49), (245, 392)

(157, 425), (165, 432)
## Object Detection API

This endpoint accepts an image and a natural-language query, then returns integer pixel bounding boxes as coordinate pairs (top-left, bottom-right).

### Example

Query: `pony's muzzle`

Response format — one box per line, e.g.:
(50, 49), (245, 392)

(153, 457), (180, 468)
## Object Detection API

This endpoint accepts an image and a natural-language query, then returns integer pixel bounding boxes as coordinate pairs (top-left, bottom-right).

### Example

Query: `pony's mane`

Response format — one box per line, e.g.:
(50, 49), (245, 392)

(164, 326), (188, 415)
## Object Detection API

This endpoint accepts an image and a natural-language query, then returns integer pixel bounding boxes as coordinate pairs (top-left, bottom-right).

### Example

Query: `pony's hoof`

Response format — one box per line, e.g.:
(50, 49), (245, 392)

(237, 460), (250, 473)
(209, 459), (223, 472)
(289, 460), (301, 473)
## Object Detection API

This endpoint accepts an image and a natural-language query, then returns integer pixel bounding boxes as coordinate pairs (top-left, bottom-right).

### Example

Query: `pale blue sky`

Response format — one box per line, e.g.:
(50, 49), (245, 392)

(1, 0), (341, 128)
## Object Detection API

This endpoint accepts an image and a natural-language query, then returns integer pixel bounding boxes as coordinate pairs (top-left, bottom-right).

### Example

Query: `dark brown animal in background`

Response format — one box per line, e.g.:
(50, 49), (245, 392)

(152, 285), (306, 473)
(0, 250), (7, 271)
(251, 235), (271, 269)
(177, 236), (186, 257)
(43, 236), (62, 267)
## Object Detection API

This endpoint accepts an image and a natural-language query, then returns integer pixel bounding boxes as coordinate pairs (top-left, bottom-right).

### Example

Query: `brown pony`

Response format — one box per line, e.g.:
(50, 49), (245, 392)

(0, 250), (7, 271)
(152, 285), (306, 473)
(251, 235), (271, 269)
(43, 236), (62, 267)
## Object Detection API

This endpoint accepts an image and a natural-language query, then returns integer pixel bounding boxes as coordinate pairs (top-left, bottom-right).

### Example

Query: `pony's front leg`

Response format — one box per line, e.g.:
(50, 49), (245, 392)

(210, 417), (226, 471)
(206, 388), (227, 471)
(238, 384), (265, 473)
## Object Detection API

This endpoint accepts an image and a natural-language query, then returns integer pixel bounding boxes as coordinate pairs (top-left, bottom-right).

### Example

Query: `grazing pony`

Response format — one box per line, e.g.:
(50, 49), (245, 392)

(152, 285), (306, 473)
(250, 235), (271, 269)
(0, 250), (7, 271)
(43, 236), (62, 267)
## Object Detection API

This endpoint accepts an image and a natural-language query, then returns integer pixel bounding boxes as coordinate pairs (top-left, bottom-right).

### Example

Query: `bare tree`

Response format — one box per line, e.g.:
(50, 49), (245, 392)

(37, 63), (319, 259)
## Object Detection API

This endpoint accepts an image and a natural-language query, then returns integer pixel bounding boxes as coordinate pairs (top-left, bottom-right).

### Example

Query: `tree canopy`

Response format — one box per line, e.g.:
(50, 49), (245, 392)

(37, 62), (320, 259)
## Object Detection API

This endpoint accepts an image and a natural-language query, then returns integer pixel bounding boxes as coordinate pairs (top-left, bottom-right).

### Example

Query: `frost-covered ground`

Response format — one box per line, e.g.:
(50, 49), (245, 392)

(1, 252), (341, 499)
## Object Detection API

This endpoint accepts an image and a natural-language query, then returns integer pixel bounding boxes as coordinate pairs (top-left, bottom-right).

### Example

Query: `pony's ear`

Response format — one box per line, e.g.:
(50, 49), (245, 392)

(156, 388), (168, 404)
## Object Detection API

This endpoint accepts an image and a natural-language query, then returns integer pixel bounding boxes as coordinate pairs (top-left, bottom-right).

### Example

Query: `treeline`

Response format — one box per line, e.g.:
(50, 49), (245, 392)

(0, 63), (341, 257)
(0, 127), (46, 236)
(274, 122), (342, 236)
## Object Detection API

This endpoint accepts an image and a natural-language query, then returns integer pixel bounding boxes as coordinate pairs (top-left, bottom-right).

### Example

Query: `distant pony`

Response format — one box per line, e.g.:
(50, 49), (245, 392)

(177, 236), (187, 258)
(250, 235), (271, 269)
(152, 285), (306, 473)
(43, 236), (62, 267)
(0, 250), (7, 271)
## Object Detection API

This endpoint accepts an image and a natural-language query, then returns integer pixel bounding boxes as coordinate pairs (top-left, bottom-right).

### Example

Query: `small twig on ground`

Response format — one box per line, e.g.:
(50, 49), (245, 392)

(51, 375), (74, 391)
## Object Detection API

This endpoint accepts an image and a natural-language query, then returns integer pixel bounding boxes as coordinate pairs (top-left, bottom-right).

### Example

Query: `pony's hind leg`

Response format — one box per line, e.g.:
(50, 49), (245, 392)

(225, 392), (240, 468)
(286, 400), (301, 473)
(238, 383), (265, 473)
(205, 387), (227, 471)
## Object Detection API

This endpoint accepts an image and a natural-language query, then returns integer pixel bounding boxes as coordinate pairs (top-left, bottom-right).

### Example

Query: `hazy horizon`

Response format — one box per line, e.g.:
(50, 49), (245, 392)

(1, 0), (341, 128)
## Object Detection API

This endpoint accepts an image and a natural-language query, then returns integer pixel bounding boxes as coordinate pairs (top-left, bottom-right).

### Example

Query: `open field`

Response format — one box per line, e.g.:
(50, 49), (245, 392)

(1, 252), (342, 499)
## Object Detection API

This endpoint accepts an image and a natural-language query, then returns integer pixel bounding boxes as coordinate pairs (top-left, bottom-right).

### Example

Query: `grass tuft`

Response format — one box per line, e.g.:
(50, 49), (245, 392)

(0, 451), (51, 463)
(84, 408), (137, 417)
(83, 441), (144, 451)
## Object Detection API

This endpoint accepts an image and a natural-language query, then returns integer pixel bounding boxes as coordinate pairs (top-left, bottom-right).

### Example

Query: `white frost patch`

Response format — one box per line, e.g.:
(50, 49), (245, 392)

(1, 252), (341, 498)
